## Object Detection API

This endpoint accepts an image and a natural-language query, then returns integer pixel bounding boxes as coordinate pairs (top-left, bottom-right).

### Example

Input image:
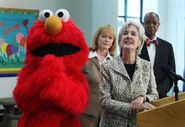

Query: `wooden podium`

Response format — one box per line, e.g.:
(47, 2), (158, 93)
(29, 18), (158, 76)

(136, 92), (185, 127)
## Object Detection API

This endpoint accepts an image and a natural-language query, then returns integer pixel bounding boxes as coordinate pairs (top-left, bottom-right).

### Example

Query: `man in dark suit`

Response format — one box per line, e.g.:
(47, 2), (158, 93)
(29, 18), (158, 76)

(140, 12), (176, 98)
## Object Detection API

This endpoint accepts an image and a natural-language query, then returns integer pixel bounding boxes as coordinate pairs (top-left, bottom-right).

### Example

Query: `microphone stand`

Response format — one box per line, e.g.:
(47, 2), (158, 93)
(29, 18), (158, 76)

(172, 74), (185, 101)
(173, 78), (179, 101)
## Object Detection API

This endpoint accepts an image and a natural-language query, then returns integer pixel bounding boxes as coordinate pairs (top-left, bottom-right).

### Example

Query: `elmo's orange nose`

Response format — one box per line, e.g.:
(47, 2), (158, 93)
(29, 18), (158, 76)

(45, 16), (62, 36)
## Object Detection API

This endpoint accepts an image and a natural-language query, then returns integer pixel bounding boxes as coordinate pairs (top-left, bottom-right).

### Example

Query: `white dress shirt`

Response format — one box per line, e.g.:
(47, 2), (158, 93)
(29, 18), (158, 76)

(89, 51), (113, 65)
(145, 35), (157, 68)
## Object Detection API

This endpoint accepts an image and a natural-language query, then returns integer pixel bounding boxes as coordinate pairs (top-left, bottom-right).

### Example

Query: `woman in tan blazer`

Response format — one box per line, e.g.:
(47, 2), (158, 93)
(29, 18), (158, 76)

(99, 21), (158, 127)
(79, 24), (117, 127)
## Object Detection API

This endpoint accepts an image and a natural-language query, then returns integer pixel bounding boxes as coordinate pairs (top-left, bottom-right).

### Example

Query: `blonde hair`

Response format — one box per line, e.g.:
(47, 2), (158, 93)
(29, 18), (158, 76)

(90, 24), (117, 56)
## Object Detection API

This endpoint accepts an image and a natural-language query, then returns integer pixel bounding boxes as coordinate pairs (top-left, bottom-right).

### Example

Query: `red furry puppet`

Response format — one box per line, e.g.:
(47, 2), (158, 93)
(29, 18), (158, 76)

(13, 9), (89, 127)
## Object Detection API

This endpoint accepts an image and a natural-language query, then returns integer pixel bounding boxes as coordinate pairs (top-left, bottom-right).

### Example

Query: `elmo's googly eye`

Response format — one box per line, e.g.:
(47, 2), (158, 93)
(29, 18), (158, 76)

(55, 9), (70, 22)
(39, 9), (54, 22)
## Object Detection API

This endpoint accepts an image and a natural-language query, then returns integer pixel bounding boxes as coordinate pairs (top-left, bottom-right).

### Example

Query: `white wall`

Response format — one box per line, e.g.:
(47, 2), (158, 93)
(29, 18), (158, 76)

(0, 0), (66, 11)
(143, 0), (158, 17)
(58, 0), (93, 45)
(60, 0), (118, 46)
(157, 0), (167, 40)
(92, 0), (118, 44)
(164, 0), (185, 91)
(0, 77), (17, 98)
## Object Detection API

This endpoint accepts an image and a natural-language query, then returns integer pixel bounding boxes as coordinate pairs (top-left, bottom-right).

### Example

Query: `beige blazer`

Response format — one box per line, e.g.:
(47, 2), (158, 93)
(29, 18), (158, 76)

(79, 57), (102, 127)
(99, 55), (158, 127)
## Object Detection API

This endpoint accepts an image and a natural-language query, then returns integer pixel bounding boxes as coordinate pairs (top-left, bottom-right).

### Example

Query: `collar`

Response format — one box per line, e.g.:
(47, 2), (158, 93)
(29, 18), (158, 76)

(144, 35), (157, 41)
(109, 55), (141, 78)
(89, 50), (113, 61)
(145, 35), (158, 46)
(89, 50), (97, 58)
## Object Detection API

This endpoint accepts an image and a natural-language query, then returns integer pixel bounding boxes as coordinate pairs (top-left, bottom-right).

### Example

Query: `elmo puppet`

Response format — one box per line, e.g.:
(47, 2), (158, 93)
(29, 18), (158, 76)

(13, 9), (89, 127)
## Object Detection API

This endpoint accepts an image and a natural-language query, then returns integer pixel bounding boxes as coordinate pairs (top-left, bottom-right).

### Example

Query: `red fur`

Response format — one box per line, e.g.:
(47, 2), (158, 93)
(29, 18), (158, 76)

(13, 16), (89, 127)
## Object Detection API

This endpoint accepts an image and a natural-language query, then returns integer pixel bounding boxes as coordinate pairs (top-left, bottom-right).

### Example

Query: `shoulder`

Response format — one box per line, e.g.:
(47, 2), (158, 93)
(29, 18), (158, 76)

(102, 56), (119, 68)
(100, 56), (121, 74)
(138, 56), (151, 65)
(82, 57), (98, 71)
(157, 37), (173, 48)
(137, 56), (152, 70)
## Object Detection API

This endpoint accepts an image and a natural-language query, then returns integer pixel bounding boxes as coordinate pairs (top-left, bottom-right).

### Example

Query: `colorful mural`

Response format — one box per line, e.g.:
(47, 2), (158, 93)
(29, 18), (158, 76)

(0, 8), (39, 74)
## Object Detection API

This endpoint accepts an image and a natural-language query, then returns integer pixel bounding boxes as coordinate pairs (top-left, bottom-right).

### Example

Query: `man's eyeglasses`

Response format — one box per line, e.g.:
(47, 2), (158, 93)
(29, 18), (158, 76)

(144, 21), (159, 26)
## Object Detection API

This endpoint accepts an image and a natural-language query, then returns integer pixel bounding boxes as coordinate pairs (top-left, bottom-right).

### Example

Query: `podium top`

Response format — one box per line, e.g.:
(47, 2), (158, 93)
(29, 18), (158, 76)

(136, 92), (185, 127)
(151, 92), (185, 107)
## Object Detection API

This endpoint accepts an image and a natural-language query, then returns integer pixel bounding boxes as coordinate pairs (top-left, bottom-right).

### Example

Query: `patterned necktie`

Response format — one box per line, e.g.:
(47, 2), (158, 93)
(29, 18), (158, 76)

(146, 38), (158, 47)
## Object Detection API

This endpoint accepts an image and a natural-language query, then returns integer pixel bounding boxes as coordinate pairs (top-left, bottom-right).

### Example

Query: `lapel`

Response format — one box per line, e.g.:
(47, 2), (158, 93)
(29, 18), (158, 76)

(90, 57), (100, 70)
(153, 38), (160, 71)
(109, 55), (130, 80)
(140, 42), (150, 61)
(109, 55), (142, 82)
(131, 56), (142, 83)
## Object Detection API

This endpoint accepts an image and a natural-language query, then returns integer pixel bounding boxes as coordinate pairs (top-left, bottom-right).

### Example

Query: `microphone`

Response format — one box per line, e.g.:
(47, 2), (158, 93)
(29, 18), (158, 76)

(161, 65), (185, 82)
(161, 65), (185, 101)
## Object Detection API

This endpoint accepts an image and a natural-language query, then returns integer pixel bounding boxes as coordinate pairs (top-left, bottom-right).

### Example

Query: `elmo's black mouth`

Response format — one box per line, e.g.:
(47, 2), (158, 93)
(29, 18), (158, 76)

(32, 43), (80, 57)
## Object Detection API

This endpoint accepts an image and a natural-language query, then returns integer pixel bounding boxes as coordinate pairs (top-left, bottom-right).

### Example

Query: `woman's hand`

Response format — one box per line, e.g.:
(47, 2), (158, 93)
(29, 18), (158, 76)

(129, 96), (145, 115)
(139, 102), (156, 111)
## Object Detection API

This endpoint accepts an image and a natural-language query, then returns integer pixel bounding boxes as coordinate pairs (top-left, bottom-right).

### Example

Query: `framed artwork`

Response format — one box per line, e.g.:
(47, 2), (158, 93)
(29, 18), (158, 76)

(0, 8), (39, 77)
